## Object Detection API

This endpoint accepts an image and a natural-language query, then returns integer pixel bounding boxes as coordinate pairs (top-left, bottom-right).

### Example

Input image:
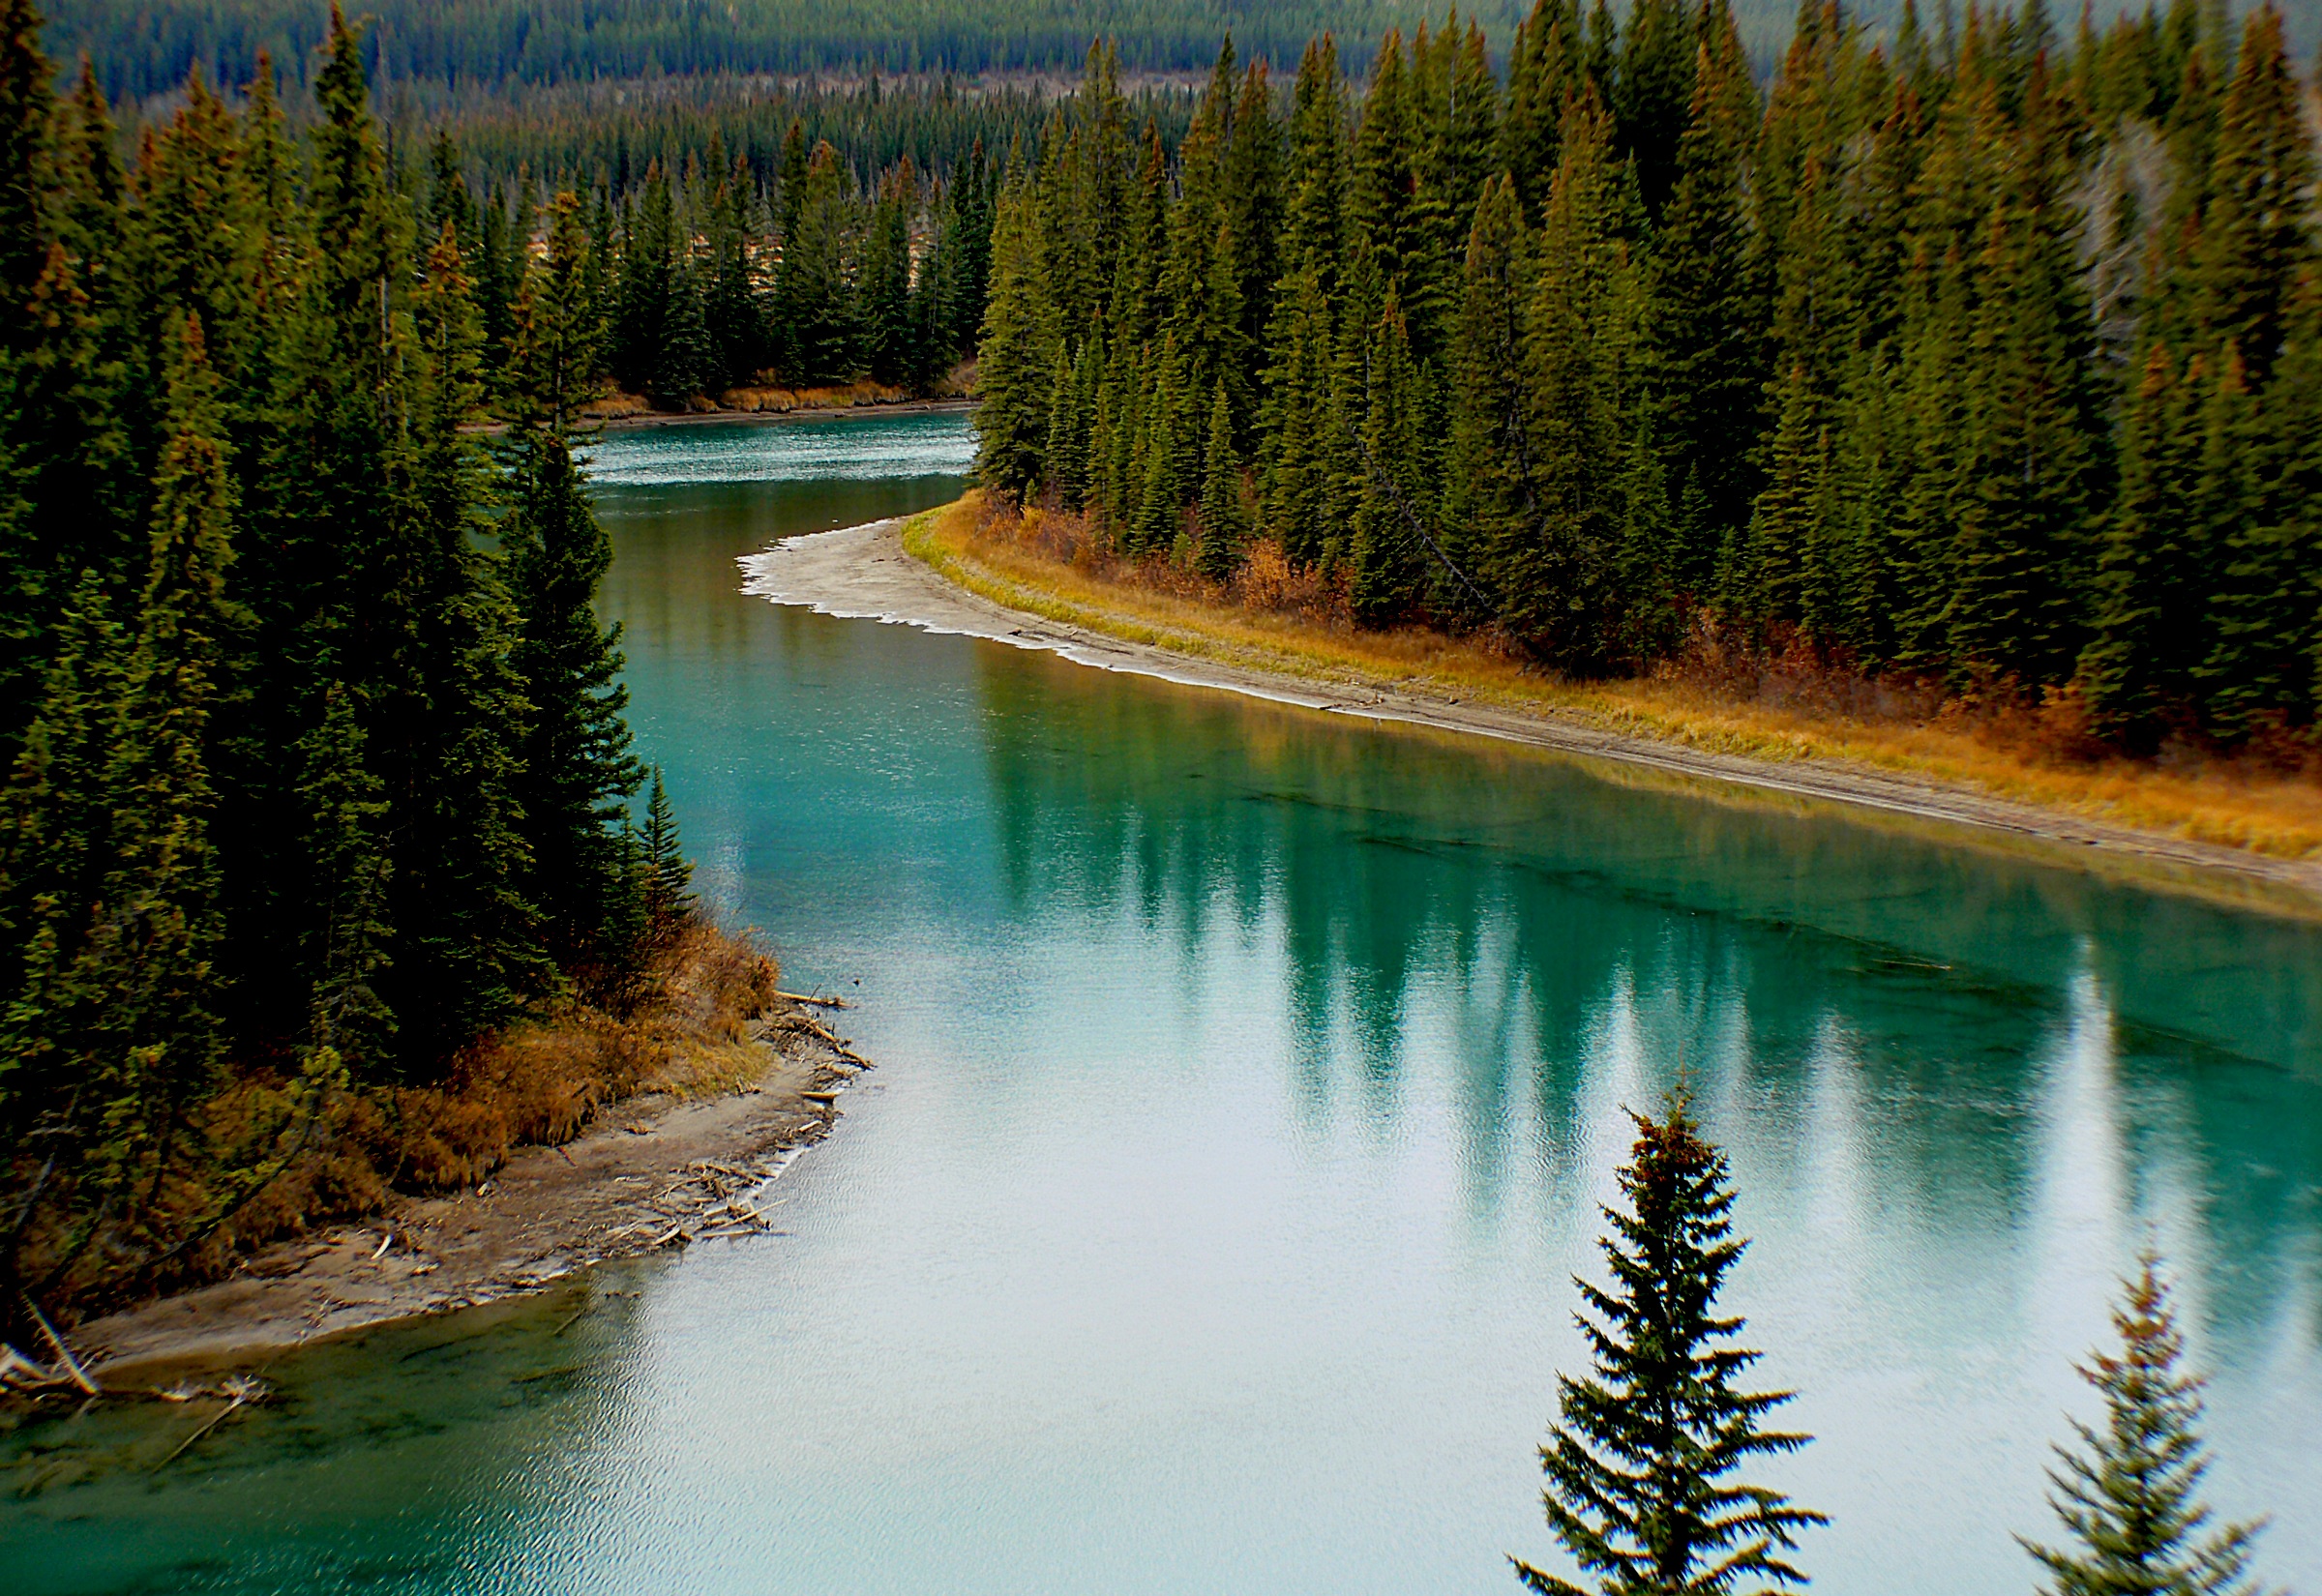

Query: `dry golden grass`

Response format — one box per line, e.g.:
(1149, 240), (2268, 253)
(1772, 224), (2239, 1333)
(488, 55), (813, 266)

(126, 923), (782, 1307)
(908, 493), (2322, 863)
(383, 924), (780, 1191)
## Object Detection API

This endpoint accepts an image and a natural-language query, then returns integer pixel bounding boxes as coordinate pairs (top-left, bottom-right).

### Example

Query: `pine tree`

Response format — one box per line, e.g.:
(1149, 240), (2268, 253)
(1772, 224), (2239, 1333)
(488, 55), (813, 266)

(506, 204), (641, 972)
(636, 766), (696, 940)
(1639, 1), (1768, 590)
(1500, 0), (1590, 218)
(1260, 263), (1336, 569)
(1943, 59), (2105, 689)
(1513, 1095), (1825, 1596)
(0, 0), (50, 333)
(862, 160), (918, 387)
(1444, 174), (1534, 629)
(702, 152), (766, 390)
(775, 140), (862, 388)
(1195, 381), (1248, 582)
(1350, 291), (1429, 624)
(2018, 1256), (2275, 1596)
(1614, 0), (1697, 222)
(1505, 93), (1634, 669)
(974, 169), (1061, 500)
(2081, 346), (2202, 742)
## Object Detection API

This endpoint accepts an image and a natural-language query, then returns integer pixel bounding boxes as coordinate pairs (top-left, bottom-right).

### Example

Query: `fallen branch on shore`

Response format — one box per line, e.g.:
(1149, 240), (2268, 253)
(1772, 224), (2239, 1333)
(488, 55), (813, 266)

(776, 990), (850, 1009)
(20, 1292), (100, 1396)
(793, 1014), (871, 1067)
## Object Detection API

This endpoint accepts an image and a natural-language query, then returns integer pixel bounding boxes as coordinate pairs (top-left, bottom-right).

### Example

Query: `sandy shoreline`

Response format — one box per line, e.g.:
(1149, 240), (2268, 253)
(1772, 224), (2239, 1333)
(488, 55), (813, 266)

(46, 999), (872, 1380)
(741, 517), (2322, 913)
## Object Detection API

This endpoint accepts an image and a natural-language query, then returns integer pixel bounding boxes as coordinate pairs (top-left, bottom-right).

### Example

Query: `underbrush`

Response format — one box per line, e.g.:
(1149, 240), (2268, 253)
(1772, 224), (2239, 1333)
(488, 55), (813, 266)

(913, 492), (2322, 863)
(42, 921), (779, 1327)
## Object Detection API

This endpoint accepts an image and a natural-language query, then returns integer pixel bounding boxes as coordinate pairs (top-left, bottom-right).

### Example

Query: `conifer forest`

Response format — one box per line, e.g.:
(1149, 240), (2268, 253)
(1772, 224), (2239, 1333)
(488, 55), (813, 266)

(976, 0), (2322, 752)
(0, 0), (2316, 1583)
(0, 0), (756, 1324)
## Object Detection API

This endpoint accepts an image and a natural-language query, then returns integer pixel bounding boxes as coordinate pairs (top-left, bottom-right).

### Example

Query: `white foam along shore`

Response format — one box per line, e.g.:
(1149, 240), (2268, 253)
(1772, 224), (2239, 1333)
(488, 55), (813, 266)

(739, 516), (2322, 914)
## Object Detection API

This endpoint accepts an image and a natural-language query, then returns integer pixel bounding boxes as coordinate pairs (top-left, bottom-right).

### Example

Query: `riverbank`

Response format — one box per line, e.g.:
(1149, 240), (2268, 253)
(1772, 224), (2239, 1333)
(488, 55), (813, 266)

(583, 386), (974, 430)
(14, 934), (875, 1383)
(738, 500), (2322, 913)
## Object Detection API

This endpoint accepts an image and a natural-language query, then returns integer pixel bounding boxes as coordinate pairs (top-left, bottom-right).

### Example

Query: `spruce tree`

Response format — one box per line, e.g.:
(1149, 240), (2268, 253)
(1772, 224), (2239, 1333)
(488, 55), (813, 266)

(1195, 381), (1248, 582)
(0, 0), (49, 333)
(1514, 1095), (1824, 1596)
(1444, 174), (1534, 628)
(1351, 292), (1429, 624)
(974, 170), (1061, 500)
(506, 200), (641, 972)
(636, 766), (695, 939)
(1505, 93), (1633, 669)
(1639, 1), (1769, 590)
(2019, 1256), (2275, 1596)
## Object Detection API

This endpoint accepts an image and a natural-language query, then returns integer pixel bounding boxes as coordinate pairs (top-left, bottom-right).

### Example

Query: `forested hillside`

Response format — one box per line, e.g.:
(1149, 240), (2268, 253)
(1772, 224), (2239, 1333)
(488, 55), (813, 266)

(0, 0), (705, 1321)
(40, 0), (1533, 102)
(43, 0), (2290, 107)
(976, 0), (2322, 751)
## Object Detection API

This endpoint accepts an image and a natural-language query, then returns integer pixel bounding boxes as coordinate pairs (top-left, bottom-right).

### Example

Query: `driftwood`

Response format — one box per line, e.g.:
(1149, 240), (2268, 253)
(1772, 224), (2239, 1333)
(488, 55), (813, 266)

(775, 990), (850, 1009)
(152, 1376), (266, 1471)
(20, 1291), (99, 1396)
(794, 1015), (871, 1067)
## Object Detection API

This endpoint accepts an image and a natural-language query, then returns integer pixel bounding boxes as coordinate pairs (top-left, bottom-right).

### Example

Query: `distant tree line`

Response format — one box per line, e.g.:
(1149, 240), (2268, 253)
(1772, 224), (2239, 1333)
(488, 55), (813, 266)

(978, 0), (2322, 751)
(421, 75), (1121, 208)
(422, 112), (998, 402)
(39, 0), (2308, 109)
(37, 0), (1530, 104)
(0, 1), (682, 1318)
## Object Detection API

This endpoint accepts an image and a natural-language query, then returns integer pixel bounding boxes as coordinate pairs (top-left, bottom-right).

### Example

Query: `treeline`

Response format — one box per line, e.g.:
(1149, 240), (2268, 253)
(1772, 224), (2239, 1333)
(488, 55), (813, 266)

(0, 0), (688, 1315)
(421, 76), (1107, 201)
(977, 0), (2322, 750)
(40, 0), (1533, 104)
(423, 114), (997, 403)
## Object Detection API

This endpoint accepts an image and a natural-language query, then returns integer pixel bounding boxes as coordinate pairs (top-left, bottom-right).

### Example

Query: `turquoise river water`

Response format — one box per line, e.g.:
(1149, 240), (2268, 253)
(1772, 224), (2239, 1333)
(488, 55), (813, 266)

(3, 410), (2317, 1593)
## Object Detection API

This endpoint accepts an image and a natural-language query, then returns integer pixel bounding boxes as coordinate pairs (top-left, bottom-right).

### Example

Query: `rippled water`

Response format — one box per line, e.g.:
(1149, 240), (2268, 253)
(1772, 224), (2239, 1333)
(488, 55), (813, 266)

(5, 412), (2317, 1594)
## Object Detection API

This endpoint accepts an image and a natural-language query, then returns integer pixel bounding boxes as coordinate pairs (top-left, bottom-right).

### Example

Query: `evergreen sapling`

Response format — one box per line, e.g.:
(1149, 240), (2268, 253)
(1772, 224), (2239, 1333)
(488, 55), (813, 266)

(1515, 1094), (1824, 1596)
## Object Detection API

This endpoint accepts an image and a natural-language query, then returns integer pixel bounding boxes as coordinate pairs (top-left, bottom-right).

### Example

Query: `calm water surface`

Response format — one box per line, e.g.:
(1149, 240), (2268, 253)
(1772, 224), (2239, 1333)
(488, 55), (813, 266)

(5, 411), (2318, 1593)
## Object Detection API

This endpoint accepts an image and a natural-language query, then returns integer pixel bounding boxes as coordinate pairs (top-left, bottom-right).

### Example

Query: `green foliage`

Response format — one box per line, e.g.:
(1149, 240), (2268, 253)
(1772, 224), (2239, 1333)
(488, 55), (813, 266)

(1195, 381), (1248, 579)
(636, 766), (696, 937)
(1513, 1095), (1825, 1595)
(966, 0), (2318, 750)
(2018, 1256), (2277, 1596)
(0, 3), (677, 1316)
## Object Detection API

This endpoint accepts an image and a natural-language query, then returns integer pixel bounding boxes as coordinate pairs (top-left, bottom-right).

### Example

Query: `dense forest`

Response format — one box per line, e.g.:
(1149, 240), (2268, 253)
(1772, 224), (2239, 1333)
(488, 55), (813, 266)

(42, 0), (2300, 107)
(419, 110), (997, 403)
(40, 0), (1526, 103)
(976, 0), (2322, 750)
(0, 0), (716, 1321)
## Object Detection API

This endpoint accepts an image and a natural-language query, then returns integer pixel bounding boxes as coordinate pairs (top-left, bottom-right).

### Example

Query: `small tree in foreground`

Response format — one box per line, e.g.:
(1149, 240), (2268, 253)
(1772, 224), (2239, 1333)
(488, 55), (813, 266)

(1514, 1094), (1824, 1596)
(2020, 1256), (2277, 1596)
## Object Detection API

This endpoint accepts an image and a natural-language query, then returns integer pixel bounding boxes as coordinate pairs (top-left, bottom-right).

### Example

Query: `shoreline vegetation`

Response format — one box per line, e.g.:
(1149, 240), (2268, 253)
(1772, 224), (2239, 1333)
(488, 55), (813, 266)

(15, 927), (875, 1380)
(966, 6), (2322, 878)
(0, 0), (907, 1399)
(898, 494), (2322, 893)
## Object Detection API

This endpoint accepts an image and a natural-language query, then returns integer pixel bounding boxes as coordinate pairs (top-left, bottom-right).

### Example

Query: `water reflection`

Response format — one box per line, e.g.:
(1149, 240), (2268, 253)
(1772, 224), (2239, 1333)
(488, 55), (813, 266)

(7, 416), (2315, 1593)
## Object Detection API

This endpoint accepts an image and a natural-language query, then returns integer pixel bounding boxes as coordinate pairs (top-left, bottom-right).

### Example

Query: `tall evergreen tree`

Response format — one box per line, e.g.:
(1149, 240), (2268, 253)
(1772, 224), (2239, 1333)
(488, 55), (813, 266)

(1195, 381), (1248, 581)
(2019, 1256), (2276, 1596)
(505, 195), (640, 971)
(974, 169), (1061, 499)
(1514, 1095), (1824, 1596)
(1639, 1), (1768, 590)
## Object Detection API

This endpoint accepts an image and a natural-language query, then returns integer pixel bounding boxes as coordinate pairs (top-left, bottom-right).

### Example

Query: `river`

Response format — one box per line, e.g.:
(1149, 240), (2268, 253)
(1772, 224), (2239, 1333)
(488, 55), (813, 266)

(4, 410), (2317, 1593)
